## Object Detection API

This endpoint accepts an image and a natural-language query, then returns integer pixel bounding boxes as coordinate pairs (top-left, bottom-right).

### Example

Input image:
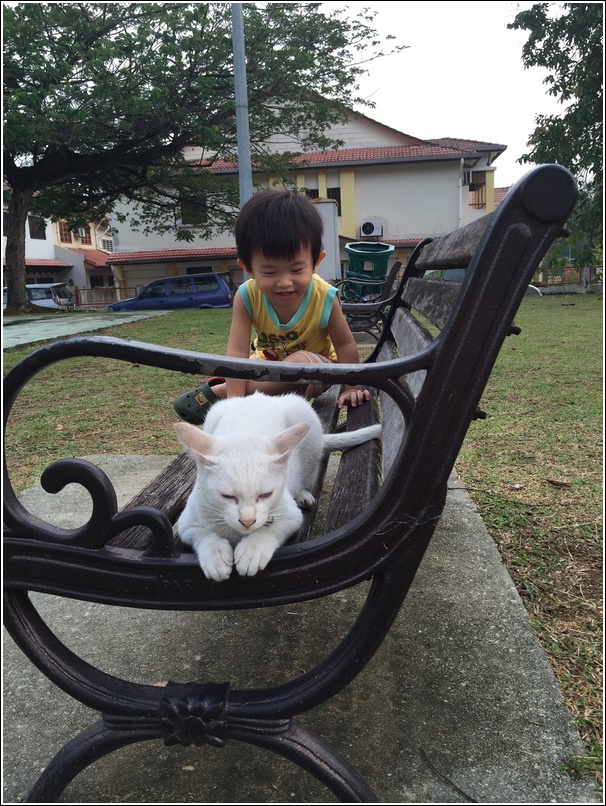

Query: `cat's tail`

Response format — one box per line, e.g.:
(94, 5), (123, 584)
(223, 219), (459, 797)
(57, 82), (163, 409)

(323, 424), (381, 452)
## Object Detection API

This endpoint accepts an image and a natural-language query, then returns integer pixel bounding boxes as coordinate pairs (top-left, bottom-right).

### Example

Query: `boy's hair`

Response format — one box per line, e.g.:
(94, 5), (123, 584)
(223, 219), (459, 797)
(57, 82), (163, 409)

(235, 189), (324, 270)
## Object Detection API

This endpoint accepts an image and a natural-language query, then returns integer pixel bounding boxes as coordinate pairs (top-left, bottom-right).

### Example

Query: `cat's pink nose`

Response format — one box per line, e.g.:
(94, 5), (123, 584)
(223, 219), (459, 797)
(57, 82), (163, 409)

(239, 517), (256, 528)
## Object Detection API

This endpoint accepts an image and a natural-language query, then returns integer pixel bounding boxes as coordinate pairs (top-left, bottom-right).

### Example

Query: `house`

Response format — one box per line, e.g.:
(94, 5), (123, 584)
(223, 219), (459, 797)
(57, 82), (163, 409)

(3, 112), (506, 299)
(108, 112), (506, 295)
(2, 202), (114, 303)
(51, 218), (117, 305)
(1, 208), (75, 287)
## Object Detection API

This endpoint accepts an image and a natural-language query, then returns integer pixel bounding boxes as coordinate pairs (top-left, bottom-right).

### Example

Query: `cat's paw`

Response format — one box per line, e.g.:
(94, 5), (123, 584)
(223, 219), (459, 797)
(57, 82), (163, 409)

(234, 533), (280, 577)
(295, 489), (315, 509)
(196, 538), (234, 582)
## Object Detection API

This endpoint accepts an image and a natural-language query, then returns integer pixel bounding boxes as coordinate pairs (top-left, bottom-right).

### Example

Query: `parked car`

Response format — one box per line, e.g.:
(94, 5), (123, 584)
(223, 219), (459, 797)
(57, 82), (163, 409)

(423, 268), (542, 295)
(109, 273), (233, 312)
(3, 282), (75, 311)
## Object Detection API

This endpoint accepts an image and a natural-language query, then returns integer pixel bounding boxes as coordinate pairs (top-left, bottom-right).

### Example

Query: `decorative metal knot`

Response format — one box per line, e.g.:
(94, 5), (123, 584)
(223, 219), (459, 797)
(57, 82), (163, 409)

(160, 681), (230, 747)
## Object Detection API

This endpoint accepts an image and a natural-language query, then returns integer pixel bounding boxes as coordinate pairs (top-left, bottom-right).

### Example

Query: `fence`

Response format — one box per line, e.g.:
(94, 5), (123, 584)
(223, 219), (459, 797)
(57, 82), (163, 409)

(531, 265), (602, 288)
(74, 287), (137, 308)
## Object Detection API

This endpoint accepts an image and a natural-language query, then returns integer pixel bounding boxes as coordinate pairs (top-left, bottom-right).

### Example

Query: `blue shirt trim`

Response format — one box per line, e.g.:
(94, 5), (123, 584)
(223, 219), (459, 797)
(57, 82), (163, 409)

(263, 278), (314, 330)
(320, 284), (337, 328)
(239, 282), (253, 319)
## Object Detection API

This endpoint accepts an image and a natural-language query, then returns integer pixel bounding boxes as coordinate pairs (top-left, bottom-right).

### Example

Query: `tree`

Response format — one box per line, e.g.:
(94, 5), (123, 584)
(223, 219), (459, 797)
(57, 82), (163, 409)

(3, 2), (405, 312)
(508, 2), (603, 270)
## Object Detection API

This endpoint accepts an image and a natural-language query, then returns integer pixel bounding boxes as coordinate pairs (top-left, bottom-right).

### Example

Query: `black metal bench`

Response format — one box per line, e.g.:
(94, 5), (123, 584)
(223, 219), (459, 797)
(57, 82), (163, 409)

(3, 165), (577, 803)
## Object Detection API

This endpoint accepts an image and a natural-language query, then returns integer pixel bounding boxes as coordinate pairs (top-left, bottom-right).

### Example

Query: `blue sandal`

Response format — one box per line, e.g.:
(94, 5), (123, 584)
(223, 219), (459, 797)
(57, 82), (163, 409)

(173, 378), (224, 424)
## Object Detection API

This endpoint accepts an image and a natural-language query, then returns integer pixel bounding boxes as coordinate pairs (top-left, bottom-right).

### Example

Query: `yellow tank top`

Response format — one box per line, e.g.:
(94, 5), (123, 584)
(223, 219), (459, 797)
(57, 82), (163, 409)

(239, 274), (338, 361)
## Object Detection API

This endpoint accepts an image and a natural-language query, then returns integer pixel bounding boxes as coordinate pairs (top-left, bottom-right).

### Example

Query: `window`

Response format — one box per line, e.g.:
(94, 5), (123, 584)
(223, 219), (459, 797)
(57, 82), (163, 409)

(193, 276), (219, 293)
(78, 228), (92, 245)
(469, 172), (487, 209)
(28, 215), (46, 240)
(29, 287), (53, 301)
(58, 221), (72, 243)
(326, 187), (341, 215)
(140, 281), (167, 299)
(168, 278), (194, 296)
(305, 189), (319, 200)
(53, 285), (74, 301)
(179, 196), (208, 228)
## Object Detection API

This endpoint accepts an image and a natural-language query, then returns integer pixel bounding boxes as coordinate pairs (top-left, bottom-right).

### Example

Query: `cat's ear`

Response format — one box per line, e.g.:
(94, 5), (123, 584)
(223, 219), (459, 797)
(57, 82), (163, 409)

(271, 422), (309, 462)
(174, 422), (219, 465)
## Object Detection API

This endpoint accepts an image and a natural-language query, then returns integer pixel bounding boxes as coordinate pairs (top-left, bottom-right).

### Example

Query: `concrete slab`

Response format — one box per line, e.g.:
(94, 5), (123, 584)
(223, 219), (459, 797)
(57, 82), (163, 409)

(3, 455), (600, 804)
(2, 311), (169, 349)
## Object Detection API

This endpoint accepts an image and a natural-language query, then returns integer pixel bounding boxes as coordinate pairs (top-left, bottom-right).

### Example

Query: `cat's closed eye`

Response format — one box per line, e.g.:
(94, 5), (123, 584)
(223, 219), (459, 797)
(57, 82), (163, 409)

(257, 492), (273, 500)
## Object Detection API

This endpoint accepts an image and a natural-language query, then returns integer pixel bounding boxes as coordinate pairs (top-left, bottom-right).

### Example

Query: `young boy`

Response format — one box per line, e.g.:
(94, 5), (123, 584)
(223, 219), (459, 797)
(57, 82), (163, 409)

(173, 189), (371, 424)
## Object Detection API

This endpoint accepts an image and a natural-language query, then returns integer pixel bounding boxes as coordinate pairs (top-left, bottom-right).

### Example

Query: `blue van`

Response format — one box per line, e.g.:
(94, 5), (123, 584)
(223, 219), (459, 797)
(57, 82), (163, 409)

(109, 273), (233, 311)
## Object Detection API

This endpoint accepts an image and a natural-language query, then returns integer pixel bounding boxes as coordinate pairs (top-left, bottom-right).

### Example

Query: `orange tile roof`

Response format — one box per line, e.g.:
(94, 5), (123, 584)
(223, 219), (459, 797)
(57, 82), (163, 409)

(429, 137), (507, 151)
(3, 258), (73, 268)
(64, 248), (112, 267)
(110, 247), (238, 264)
(196, 141), (505, 172)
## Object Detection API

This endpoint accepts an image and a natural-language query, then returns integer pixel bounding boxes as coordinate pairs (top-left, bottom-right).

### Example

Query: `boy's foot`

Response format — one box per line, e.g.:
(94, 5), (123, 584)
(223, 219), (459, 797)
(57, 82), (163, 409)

(173, 378), (224, 424)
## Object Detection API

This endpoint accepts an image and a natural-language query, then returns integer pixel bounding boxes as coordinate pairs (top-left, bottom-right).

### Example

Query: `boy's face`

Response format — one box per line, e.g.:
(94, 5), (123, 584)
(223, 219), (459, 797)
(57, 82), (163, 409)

(238, 248), (326, 313)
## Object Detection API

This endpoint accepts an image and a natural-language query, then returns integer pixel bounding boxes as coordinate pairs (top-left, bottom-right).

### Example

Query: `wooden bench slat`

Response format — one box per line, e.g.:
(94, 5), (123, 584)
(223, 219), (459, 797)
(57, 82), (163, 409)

(404, 278), (462, 330)
(289, 385), (341, 544)
(322, 392), (381, 535)
(415, 212), (493, 270)
(107, 451), (196, 550)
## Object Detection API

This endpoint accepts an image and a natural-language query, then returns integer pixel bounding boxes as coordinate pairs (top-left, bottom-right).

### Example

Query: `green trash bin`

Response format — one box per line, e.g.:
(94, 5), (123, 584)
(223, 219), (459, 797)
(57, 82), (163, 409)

(344, 241), (395, 300)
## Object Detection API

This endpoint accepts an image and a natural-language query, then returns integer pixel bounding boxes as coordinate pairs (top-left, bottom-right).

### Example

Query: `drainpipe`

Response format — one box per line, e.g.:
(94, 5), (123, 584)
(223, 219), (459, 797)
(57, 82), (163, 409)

(458, 158), (464, 229)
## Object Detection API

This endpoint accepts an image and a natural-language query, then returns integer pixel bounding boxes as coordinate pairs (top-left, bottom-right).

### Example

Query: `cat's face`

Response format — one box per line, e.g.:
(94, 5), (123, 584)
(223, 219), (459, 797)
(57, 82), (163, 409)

(175, 421), (309, 536)
(204, 453), (287, 534)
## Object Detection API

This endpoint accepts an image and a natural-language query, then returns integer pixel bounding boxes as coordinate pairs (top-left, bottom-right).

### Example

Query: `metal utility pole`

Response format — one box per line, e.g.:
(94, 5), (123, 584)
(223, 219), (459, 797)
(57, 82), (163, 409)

(231, 3), (253, 206)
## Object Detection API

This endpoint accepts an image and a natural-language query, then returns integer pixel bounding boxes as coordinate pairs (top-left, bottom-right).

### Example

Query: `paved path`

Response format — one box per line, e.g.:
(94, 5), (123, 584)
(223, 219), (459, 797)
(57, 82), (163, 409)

(2, 310), (169, 349)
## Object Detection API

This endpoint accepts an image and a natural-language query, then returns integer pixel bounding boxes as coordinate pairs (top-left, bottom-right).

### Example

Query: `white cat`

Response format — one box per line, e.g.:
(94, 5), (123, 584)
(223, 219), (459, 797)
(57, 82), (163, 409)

(175, 391), (381, 581)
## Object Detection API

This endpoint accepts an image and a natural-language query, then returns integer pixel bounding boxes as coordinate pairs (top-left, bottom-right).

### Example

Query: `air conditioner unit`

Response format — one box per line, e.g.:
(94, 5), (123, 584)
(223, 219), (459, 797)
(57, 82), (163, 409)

(77, 227), (88, 238)
(360, 219), (383, 237)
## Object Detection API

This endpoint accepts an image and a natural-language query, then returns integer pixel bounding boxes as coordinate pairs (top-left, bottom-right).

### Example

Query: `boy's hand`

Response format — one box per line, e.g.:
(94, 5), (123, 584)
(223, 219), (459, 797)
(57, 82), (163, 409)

(336, 385), (371, 409)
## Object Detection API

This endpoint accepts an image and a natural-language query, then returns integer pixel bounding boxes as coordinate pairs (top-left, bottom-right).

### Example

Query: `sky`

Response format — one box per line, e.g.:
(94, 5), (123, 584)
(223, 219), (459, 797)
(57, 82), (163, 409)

(341, 0), (573, 189)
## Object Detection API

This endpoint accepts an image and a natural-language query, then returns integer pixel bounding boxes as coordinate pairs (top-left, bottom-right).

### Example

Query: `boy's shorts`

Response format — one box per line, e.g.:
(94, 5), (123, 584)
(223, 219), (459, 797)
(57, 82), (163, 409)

(251, 350), (333, 400)
(296, 351), (334, 400)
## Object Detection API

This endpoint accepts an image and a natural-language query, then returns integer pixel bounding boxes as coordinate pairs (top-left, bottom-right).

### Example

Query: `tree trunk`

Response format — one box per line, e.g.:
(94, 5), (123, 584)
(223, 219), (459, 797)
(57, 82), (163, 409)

(5, 186), (37, 313)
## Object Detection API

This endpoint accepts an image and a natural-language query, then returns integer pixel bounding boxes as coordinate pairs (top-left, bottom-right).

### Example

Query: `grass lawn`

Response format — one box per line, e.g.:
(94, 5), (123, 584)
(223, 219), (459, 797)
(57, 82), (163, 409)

(456, 293), (603, 784)
(3, 294), (603, 784)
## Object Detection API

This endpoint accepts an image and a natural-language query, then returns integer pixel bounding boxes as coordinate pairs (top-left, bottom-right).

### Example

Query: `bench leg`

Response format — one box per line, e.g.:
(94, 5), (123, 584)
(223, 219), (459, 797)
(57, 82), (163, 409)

(25, 719), (162, 803)
(25, 714), (378, 804)
(230, 720), (379, 803)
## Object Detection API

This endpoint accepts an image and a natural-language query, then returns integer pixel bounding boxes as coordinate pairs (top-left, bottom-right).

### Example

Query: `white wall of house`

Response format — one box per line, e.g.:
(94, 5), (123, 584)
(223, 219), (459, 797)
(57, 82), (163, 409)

(2, 215), (56, 261)
(110, 201), (237, 253)
(264, 113), (426, 153)
(111, 163), (468, 255)
(354, 161), (461, 239)
(54, 246), (87, 287)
